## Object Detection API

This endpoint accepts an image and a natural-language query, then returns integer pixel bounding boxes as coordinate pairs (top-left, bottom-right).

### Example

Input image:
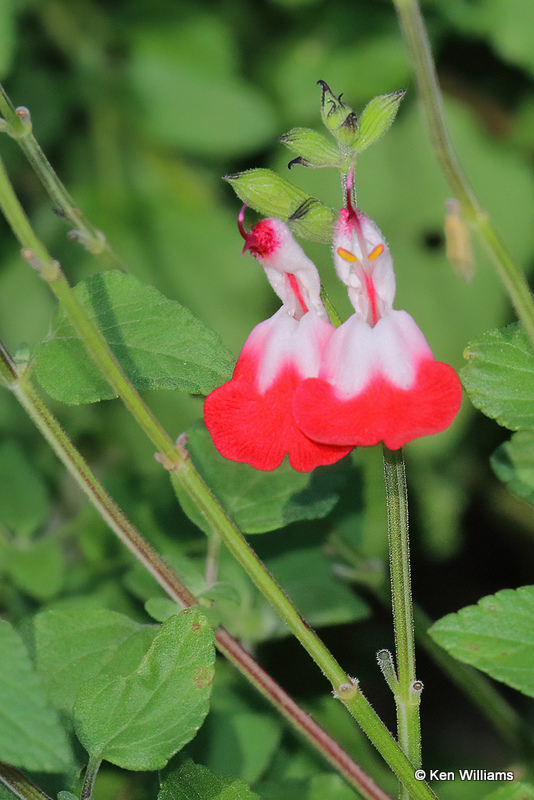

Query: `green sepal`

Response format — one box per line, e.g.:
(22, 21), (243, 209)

(279, 127), (341, 168)
(354, 90), (406, 152)
(318, 80), (359, 146)
(224, 169), (336, 242)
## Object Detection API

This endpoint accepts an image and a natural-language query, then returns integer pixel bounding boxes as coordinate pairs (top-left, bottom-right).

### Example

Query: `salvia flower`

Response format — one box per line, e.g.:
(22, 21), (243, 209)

(204, 210), (353, 471)
(292, 175), (463, 450)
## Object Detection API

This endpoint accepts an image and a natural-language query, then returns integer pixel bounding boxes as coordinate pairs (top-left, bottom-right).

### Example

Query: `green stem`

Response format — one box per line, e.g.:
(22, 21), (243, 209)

(392, 0), (534, 349)
(382, 445), (421, 794)
(0, 764), (53, 800)
(0, 341), (393, 800)
(80, 757), (101, 800)
(0, 160), (438, 800)
(332, 528), (534, 761)
(0, 86), (126, 271)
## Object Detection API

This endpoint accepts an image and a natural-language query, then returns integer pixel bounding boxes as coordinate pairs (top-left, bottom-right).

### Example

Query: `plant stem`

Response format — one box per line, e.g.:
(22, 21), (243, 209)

(80, 757), (101, 800)
(0, 340), (393, 800)
(0, 85), (126, 271)
(382, 445), (421, 795)
(392, 0), (534, 349)
(0, 164), (438, 800)
(0, 764), (53, 800)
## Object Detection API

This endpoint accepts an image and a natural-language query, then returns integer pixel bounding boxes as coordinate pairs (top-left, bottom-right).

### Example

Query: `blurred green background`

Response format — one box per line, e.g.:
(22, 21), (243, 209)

(1, 1), (534, 798)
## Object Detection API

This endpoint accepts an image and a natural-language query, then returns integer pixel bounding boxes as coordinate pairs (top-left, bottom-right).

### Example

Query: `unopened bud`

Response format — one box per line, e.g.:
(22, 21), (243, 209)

(15, 106), (32, 133)
(318, 80), (359, 147)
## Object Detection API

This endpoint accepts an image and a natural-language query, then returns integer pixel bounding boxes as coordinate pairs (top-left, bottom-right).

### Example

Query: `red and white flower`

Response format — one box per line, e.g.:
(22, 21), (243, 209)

(204, 212), (352, 471)
(292, 176), (462, 450)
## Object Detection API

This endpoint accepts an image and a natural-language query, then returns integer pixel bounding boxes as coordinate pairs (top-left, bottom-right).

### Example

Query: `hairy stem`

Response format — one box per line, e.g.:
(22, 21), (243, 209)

(392, 0), (534, 348)
(0, 149), (437, 800)
(382, 445), (421, 797)
(80, 757), (101, 800)
(0, 340), (392, 800)
(0, 86), (126, 271)
(0, 764), (53, 800)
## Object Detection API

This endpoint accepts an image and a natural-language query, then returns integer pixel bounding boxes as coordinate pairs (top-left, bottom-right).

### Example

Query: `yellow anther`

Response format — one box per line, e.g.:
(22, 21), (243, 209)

(336, 247), (358, 263)
(368, 243), (385, 261)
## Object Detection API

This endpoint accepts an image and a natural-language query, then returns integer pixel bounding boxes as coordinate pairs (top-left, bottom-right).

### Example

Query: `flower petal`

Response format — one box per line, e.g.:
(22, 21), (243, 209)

(293, 358), (462, 450)
(204, 358), (352, 471)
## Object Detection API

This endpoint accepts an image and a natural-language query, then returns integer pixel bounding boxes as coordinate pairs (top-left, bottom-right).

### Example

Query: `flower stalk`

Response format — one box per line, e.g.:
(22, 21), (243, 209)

(0, 338), (392, 800)
(0, 159), (439, 799)
(382, 445), (421, 794)
(392, 0), (534, 349)
(0, 85), (126, 270)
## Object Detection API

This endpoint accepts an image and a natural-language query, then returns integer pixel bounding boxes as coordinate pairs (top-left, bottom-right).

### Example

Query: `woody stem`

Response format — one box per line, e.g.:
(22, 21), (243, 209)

(382, 445), (422, 796)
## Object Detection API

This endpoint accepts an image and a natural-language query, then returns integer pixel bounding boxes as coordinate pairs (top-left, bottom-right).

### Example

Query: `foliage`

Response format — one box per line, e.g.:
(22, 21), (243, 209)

(1, 2), (534, 800)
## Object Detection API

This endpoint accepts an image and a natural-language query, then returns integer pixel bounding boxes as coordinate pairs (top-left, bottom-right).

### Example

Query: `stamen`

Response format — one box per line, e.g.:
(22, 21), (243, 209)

(368, 243), (385, 261)
(337, 246), (358, 263)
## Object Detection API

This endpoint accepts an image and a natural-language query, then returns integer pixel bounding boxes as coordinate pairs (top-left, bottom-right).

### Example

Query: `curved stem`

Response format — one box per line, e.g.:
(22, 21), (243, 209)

(0, 153), (438, 799)
(382, 445), (421, 795)
(0, 85), (126, 271)
(0, 340), (392, 800)
(392, 0), (534, 349)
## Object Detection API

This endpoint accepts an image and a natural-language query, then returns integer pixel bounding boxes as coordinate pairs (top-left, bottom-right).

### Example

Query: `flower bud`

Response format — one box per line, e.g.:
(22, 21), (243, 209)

(318, 80), (359, 147)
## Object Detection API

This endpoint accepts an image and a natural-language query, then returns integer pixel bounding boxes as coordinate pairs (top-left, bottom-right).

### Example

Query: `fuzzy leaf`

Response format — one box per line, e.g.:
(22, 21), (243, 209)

(34, 272), (234, 404)
(225, 169), (335, 243)
(429, 586), (534, 697)
(160, 760), (260, 800)
(354, 90), (405, 152)
(174, 422), (348, 534)
(0, 620), (72, 772)
(279, 127), (341, 168)
(35, 608), (158, 713)
(74, 609), (214, 770)
(461, 322), (534, 430)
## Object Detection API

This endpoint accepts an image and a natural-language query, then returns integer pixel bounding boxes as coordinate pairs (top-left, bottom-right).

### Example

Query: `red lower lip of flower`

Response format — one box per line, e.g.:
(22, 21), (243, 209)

(204, 359), (352, 472)
(293, 359), (462, 450)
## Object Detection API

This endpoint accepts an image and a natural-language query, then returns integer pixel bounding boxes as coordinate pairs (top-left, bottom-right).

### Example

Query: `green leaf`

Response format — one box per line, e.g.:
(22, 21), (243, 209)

(279, 127), (341, 168)
(5, 537), (64, 600)
(491, 430), (534, 504)
(224, 169), (335, 243)
(74, 609), (214, 770)
(0, 620), (72, 772)
(35, 608), (157, 713)
(175, 422), (348, 534)
(354, 91), (406, 152)
(34, 272), (234, 404)
(481, 784), (534, 800)
(0, 440), (49, 537)
(265, 546), (369, 635)
(429, 586), (534, 697)
(195, 710), (281, 784)
(461, 322), (534, 430)
(160, 760), (260, 800)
